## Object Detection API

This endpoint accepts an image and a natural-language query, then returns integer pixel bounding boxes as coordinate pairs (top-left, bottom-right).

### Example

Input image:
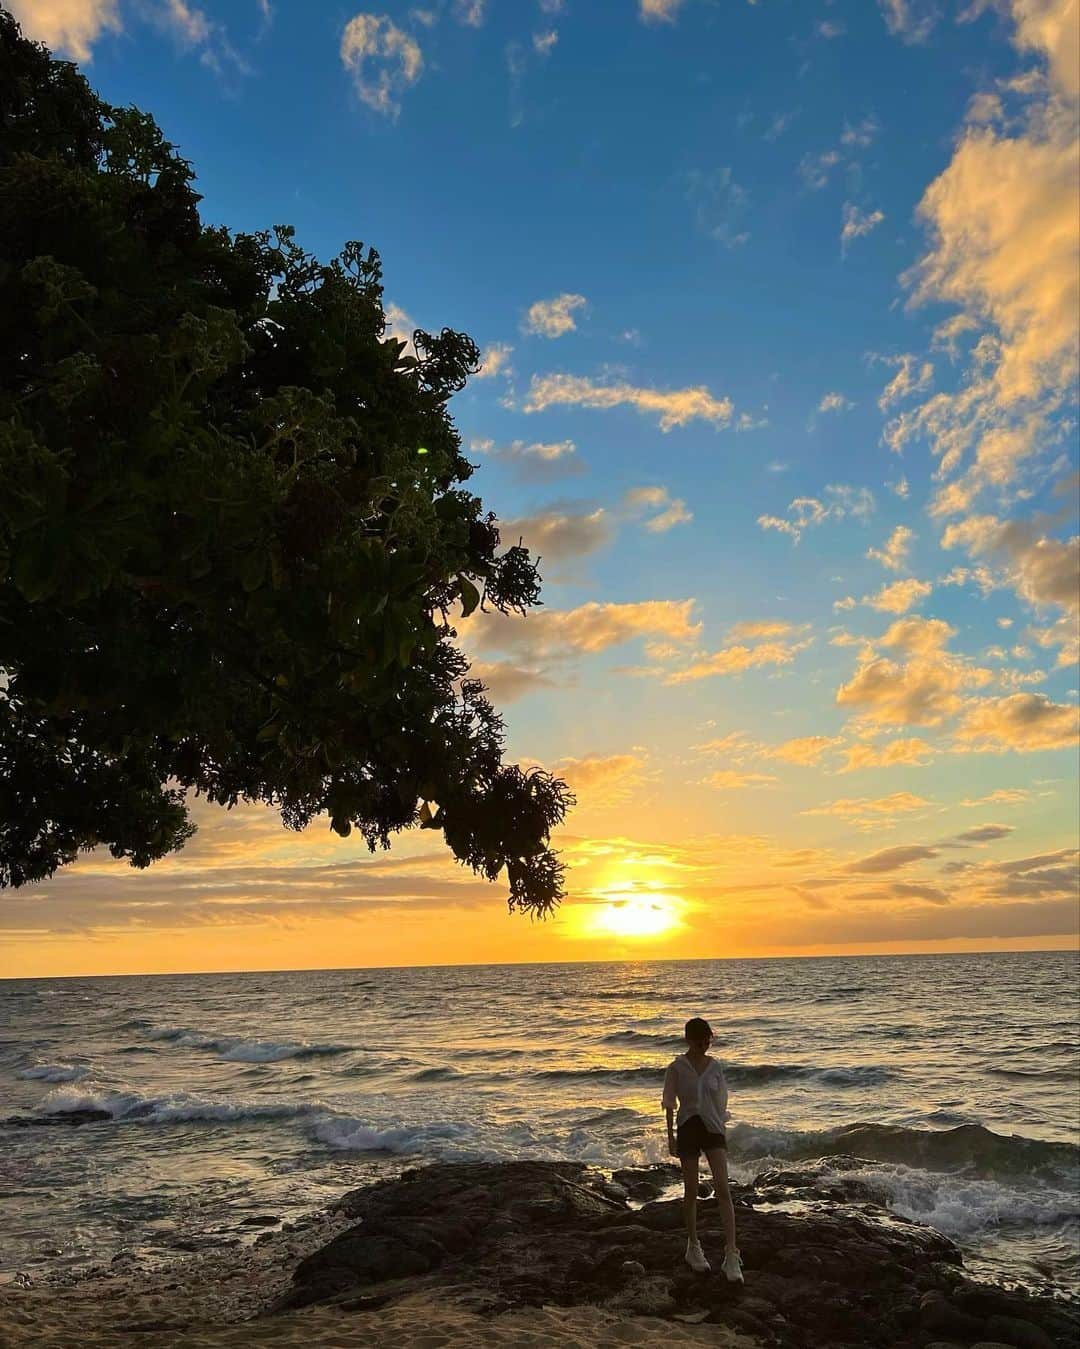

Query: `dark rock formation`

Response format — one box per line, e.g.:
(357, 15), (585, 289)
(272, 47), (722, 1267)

(272, 1160), (1078, 1349)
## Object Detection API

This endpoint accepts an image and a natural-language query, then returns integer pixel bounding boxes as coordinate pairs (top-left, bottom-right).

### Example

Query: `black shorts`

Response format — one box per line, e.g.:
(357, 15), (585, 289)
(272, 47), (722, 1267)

(676, 1114), (727, 1159)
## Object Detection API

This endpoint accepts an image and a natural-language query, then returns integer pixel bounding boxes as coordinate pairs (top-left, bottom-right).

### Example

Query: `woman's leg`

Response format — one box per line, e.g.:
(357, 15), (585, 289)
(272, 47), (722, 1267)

(704, 1146), (737, 1252)
(680, 1154), (700, 1242)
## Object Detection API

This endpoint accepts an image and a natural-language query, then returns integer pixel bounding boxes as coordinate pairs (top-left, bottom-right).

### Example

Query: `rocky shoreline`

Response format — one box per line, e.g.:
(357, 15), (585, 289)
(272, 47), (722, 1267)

(278, 1159), (1077, 1348)
(3, 1158), (1077, 1348)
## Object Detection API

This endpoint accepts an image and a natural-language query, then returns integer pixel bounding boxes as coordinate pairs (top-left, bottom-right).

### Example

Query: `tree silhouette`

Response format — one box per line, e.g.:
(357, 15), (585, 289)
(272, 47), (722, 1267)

(0, 11), (573, 916)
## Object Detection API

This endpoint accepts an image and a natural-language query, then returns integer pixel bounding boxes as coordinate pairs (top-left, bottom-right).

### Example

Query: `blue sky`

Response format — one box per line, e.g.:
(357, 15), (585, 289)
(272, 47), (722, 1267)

(5, 0), (1079, 974)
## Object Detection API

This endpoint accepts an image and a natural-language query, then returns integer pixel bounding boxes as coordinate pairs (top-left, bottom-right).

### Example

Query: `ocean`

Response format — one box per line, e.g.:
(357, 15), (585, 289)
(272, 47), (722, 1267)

(2, 950), (1077, 1298)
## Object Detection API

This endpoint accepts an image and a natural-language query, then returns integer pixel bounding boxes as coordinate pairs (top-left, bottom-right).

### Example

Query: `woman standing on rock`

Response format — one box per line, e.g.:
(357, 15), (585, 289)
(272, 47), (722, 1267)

(662, 1016), (743, 1280)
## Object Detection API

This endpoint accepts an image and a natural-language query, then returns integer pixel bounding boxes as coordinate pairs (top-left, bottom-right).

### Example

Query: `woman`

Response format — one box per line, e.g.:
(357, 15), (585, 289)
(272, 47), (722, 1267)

(661, 1016), (743, 1280)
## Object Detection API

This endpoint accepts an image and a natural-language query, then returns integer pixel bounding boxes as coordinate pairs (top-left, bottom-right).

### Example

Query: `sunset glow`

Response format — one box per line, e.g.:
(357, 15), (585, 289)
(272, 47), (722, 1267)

(2, 0), (1077, 980)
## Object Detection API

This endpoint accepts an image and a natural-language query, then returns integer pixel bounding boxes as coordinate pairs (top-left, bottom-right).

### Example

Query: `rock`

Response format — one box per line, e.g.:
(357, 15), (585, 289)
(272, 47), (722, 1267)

(920, 1294), (985, 1340)
(267, 1159), (1077, 1349)
(242, 1215), (280, 1226)
(601, 1181), (630, 1202)
(984, 1315), (1056, 1349)
(697, 1180), (714, 1199)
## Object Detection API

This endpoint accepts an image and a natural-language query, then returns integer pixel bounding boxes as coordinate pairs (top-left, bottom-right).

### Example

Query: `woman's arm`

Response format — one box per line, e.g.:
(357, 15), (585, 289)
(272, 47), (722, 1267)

(661, 1062), (678, 1155)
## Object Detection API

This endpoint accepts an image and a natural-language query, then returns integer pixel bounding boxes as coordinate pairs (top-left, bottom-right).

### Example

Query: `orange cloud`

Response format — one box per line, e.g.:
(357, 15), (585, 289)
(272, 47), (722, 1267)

(953, 692), (1080, 751)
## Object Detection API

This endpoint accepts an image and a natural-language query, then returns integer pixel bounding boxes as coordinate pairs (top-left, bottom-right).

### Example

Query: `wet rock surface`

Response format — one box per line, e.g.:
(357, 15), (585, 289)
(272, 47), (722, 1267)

(274, 1160), (1079, 1348)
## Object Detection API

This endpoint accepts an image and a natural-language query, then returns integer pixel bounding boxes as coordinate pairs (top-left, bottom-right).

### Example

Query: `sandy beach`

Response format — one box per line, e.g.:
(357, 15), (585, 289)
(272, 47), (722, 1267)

(1, 1280), (757, 1349)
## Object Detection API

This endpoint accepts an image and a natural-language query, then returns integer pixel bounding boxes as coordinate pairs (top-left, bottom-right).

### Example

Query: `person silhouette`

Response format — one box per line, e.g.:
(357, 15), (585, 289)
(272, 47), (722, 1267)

(661, 1016), (743, 1280)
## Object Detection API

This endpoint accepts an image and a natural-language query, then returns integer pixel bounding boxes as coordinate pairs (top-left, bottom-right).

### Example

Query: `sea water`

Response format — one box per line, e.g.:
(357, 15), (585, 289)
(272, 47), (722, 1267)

(1, 950), (1077, 1296)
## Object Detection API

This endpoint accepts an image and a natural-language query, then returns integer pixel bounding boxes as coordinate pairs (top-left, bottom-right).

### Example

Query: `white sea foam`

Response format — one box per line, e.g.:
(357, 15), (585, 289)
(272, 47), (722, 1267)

(145, 1026), (352, 1062)
(17, 1064), (89, 1083)
(826, 1160), (1080, 1238)
(37, 1083), (329, 1126)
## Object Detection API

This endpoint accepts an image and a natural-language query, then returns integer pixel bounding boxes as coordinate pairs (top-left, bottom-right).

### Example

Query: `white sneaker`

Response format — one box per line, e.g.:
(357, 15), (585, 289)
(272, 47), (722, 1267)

(721, 1247), (744, 1283)
(685, 1239), (710, 1273)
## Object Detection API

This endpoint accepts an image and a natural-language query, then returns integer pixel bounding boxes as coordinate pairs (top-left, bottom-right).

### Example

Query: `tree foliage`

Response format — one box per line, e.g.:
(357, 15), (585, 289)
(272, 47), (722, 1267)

(0, 12), (574, 915)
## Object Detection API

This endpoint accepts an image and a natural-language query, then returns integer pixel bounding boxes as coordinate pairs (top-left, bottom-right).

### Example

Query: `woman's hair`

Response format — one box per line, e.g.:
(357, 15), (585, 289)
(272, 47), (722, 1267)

(684, 1016), (712, 1042)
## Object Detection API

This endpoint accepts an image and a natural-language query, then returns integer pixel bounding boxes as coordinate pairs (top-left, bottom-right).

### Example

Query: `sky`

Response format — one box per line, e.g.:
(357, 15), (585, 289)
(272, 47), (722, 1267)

(4, 0), (1079, 978)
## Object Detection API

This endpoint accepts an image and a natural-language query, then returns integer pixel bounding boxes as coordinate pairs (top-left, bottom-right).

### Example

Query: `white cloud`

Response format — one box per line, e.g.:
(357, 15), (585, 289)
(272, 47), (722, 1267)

(639, 0), (686, 21)
(841, 116), (880, 147)
(473, 342), (514, 379)
(9, 0), (122, 62)
(818, 392), (854, 413)
(877, 0), (940, 44)
(685, 167), (750, 248)
(841, 203), (886, 255)
(523, 373), (734, 431)
(452, 0), (486, 26)
(341, 14), (423, 118)
(758, 485), (876, 544)
(623, 486), (693, 533)
(522, 293), (587, 338)
(533, 29), (558, 54)
(799, 149), (842, 190)
(864, 577), (934, 613)
(867, 525), (916, 571)
(875, 353), (935, 411)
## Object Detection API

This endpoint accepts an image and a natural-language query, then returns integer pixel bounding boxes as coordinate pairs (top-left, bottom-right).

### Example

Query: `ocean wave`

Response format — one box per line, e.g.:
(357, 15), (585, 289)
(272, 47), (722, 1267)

(534, 1066), (666, 1085)
(408, 1066), (466, 1082)
(36, 1084), (327, 1127)
(600, 1030), (682, 1049)
(311, 1117), (498, 1161)
(17, 1064), (89, 1083)
(761, 1154), (1080, 1239)
(730, 1120), (1080, 1185)
(145, 1026), (353, 1063)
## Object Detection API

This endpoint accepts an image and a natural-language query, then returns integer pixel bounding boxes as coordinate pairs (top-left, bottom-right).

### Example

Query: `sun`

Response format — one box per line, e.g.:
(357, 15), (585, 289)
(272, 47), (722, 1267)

(592, 895), (681, 939)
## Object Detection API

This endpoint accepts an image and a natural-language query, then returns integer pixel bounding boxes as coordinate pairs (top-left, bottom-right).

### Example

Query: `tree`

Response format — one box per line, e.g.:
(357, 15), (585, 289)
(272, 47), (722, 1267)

(0, 12), (574, 916)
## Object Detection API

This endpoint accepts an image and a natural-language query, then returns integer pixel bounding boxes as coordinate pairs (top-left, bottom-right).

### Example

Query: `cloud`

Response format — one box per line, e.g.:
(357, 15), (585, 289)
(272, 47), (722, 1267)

(886, 3), (1079, 516)
(799, 149), (842, 190)
(623, 486), (693, 532)
(663, 635), (813, 685)
(836, 623), (992, 726)
(465, 661), (560, 703)
(470, 438), (583, 483)
(685, 167), (750, 248)
(841, 116), (880, 147)
(882, 616), (956, 654)
(960, 788), (1032, 806)
(841, 203), (886, 254)
(522, 293), (587, 338)
(766, 736), (844, 766)
(953, 691), (1080, 751)
(867, 525), (916, 572)
(552, 752), (647, 804)
(465, 598), (702, 668)
(877, 0), (940, 44)
(523, 373), (734, 431)
(818, 392), (854, 414)
(498, 506), (612, 561)
(952, 823), (1015, 842)
(758, 484), (876, 543)
(473, 343), (513, 379)
(805, 792), (931, 819)
(865, 578), (934, 613)
(839, 737), (936, 771)
(9, 0), (121, 62)
(942, 514), (1080, 613)
(874, 354), (935, 411)
(452, 0), (486, 25)
(341, 14), (423, 117)
(818, 19), (846, 38)
(726, 620), (801, 641)
(639, 0), (686, 21)
(845, 844), (940, 873)
(703, 770), (777, 791)
(532, 28), (558, 54)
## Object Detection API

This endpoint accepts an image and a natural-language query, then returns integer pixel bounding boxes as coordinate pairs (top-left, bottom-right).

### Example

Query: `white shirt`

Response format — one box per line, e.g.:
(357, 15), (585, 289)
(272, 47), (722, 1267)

(661, 1054), (731, 1133)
